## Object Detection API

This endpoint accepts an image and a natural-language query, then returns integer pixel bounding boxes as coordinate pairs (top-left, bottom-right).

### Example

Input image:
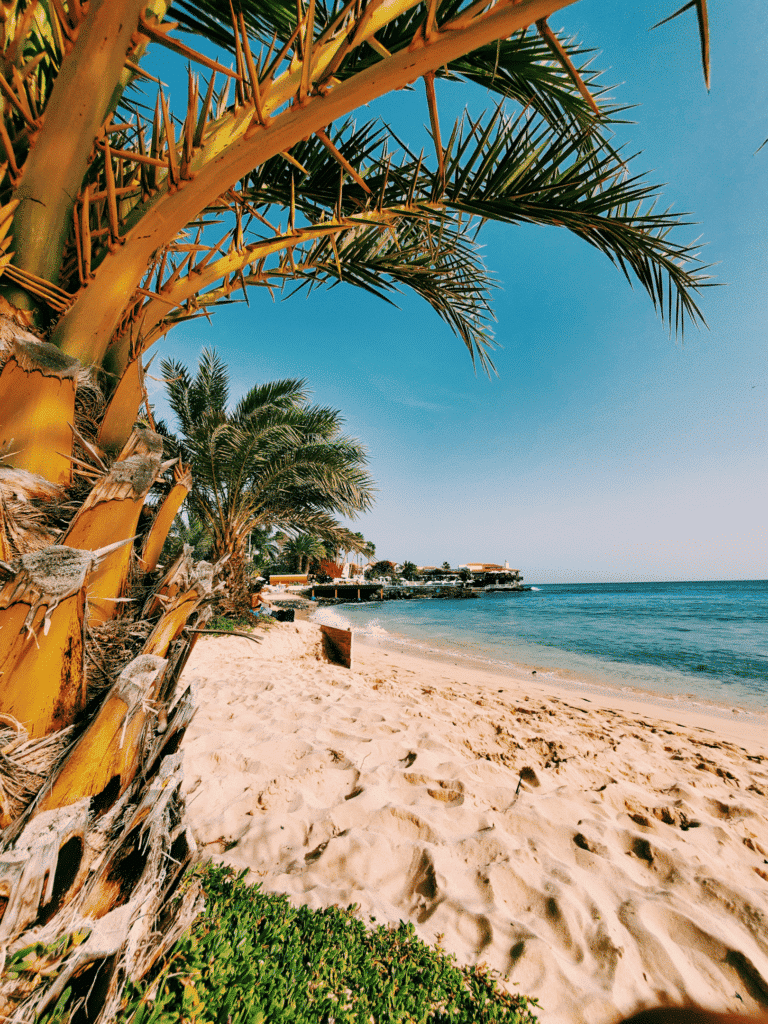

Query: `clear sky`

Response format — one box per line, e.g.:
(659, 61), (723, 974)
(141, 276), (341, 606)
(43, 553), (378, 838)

(149, 1), (767, 583)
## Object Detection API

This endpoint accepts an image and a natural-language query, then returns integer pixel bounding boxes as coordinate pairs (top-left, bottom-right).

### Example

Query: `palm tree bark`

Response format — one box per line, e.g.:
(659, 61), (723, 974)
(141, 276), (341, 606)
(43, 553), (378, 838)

(217, 544), (251, 618)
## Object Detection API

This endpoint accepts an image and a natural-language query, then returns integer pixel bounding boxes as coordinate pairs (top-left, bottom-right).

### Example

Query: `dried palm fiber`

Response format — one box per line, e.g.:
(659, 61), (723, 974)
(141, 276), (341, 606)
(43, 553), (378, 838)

(84, 616), (155, 711)
(0, 716), (76, 827)
(0, 467), (61, 506)
(73, 364), (106, 444)
(0, 467), (61, 560)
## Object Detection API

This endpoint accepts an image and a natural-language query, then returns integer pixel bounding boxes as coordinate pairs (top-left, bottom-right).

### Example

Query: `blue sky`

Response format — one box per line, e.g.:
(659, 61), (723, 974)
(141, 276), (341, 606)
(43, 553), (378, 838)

(150, 1), (767, 583)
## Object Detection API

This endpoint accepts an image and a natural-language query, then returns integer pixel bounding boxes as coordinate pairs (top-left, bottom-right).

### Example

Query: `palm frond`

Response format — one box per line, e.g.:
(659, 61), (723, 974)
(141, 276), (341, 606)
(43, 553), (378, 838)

(231, 378), (310, 421)
(148, 104), (708, 369)
(651, 0), (710, 89)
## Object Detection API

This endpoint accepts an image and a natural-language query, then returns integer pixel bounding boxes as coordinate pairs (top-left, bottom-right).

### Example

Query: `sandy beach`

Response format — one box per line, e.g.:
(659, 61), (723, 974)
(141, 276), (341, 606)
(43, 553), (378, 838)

(180, 620), (768, 1024)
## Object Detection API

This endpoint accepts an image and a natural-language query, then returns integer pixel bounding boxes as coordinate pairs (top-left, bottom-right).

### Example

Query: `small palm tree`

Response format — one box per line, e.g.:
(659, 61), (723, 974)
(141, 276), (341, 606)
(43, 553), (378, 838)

(162, 349), (375, 613)
(248, 527), (280, 566)
(400, 560), (419, 580)
(284, 534), (327, 574)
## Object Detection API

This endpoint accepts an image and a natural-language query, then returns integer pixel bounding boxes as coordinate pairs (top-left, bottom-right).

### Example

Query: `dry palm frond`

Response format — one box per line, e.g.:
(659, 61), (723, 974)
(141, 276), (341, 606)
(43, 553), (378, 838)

(0, 718), (76, 824)
(84, 617), (155, 710)
(0, 468), (60, 559)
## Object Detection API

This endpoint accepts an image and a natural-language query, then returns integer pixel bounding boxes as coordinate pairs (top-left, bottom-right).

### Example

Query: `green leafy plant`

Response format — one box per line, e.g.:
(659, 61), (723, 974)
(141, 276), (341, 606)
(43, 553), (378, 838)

(111, 864), (539, 1024)
(206, 614), (256, 633)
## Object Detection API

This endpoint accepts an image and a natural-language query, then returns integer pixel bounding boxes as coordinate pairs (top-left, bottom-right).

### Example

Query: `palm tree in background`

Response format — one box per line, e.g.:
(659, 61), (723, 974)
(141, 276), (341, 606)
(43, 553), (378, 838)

(161, 510), (216, 563)
(248, 526), (281, 568)
(161, 349), (374, 613)
(0, 0), (711, 1017)
(284, 534), (327, 574)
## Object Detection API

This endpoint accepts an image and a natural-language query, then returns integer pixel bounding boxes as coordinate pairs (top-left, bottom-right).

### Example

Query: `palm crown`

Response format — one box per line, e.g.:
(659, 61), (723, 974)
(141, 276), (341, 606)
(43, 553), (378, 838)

(0, 0), (710, 389)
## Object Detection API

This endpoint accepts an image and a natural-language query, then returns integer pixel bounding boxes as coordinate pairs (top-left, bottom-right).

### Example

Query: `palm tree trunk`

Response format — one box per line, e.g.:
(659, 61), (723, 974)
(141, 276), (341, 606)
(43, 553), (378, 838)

(212, 535), (251, 619)
(0, 325), (213, 1021)
(225, 548), (251, 618)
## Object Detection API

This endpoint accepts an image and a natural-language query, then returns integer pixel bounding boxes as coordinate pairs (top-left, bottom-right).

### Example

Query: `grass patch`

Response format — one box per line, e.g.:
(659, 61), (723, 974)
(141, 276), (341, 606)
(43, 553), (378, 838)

(105, 864), (538, 1023)
(207, 614), (257, 633)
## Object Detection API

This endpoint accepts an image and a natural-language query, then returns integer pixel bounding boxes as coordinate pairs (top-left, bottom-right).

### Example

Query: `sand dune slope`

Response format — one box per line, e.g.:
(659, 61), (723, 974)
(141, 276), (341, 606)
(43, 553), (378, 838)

(181, 623), (768, 1024)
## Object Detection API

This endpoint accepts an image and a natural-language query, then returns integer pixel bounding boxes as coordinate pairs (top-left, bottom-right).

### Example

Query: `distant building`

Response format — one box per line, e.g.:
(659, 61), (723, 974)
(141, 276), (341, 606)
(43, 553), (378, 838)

(457, 563), (524, 590)
(459, 562), (521, 576)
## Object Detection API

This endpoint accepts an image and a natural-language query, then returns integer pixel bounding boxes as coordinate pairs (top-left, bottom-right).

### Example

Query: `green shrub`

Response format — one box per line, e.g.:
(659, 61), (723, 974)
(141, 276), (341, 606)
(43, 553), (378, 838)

(207, 614), (256, 633)
(113, 864), (539, 1024)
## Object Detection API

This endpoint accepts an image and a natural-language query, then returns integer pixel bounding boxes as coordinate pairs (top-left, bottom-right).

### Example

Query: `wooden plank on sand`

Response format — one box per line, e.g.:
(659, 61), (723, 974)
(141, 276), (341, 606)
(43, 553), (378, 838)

(321, 624), (353, 669)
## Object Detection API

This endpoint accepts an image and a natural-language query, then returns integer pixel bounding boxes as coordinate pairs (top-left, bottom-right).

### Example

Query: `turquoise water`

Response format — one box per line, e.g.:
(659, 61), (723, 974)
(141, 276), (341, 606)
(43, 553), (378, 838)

(311, 580), (768, 713)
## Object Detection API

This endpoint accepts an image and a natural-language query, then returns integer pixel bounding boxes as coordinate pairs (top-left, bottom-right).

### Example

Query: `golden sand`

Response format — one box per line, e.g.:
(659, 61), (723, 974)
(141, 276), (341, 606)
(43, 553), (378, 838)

(181, 621), (768, 1024)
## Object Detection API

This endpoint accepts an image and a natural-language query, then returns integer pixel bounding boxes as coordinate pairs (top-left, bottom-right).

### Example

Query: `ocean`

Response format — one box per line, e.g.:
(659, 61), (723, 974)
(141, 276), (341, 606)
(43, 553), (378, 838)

(310, 579), (768, 715)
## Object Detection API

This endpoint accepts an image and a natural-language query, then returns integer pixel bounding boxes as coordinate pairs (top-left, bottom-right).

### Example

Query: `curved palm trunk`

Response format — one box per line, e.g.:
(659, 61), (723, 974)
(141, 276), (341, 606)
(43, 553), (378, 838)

(0, 322), (215, 1021)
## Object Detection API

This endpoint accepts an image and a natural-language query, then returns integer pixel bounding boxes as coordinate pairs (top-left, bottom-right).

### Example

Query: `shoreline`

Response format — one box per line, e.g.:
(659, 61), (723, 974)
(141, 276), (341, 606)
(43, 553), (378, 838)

(308, 603), (768, 733)
(350, 631), (768, 745)
(181, 620), (768, 1024)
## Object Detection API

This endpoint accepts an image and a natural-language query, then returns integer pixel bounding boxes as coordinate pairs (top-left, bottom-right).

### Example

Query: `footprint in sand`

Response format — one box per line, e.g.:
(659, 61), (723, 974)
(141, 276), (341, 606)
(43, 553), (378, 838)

(403, 773), (465, 805)
(618, 830), (680, 885)
(639, 902), (768, 1011)
(652, 805), (702, 830)
(573, 832), (609, 858)
(706, 796), (756, 821)
(372, 805), (442, 844)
